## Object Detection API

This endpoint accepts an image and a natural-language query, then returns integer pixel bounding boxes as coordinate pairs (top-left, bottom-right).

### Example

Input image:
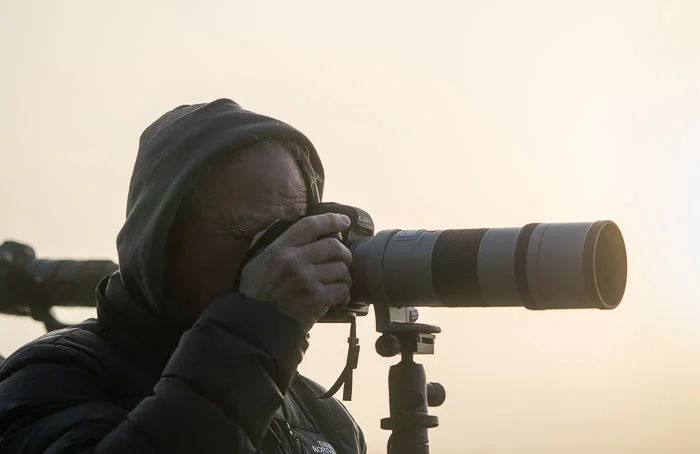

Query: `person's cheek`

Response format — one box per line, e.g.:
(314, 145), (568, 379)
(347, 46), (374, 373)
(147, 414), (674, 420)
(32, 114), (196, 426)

(204, 238), (248, 295)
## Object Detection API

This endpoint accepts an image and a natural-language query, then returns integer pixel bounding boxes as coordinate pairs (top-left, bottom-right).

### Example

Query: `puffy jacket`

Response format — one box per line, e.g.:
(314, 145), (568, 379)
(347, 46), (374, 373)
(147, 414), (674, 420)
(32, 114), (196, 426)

(0, 278), (365, 453)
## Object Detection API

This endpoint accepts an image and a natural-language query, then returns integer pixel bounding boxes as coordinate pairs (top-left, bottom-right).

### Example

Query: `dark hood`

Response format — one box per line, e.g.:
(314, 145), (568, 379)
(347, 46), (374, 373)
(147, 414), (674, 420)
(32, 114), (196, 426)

(118, 98), (323, 315)
(96, 99), (323, 359)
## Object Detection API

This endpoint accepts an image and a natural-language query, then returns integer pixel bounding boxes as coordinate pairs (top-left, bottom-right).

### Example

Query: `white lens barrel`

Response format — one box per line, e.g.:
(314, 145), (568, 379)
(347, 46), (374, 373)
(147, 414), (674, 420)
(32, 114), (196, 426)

(351, 221), (627, 310)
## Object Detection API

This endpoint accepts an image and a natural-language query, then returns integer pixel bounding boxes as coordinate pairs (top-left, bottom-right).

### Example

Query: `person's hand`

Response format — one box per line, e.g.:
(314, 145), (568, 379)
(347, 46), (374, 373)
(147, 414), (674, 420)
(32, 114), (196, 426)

(238, 213), (353, 332)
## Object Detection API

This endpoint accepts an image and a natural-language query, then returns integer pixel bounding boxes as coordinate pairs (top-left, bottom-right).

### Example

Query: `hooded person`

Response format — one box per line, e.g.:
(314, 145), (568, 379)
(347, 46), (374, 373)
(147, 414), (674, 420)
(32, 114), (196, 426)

(0, 99), (367, 454)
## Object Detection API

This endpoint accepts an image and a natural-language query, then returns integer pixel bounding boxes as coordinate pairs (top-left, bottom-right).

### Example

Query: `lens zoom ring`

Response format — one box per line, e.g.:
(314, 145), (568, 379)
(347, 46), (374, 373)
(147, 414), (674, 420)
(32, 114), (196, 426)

(514, 223), (540, 308)
(431, 229), (487, 306)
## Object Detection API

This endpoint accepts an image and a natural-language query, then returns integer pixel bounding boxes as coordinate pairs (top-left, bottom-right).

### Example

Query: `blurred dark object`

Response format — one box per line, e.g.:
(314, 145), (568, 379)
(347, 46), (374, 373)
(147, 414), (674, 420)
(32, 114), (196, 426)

(0, 240), (118, 332)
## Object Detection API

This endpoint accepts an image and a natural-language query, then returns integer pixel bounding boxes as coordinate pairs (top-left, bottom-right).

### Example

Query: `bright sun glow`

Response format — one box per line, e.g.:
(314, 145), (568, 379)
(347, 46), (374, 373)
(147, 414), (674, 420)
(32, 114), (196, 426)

(657, 118), (700, 296)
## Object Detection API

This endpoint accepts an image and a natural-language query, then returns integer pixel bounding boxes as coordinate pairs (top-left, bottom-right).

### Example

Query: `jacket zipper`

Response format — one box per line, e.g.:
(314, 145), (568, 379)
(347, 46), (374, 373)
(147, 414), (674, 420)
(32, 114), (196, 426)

(281, 420), (302, 454)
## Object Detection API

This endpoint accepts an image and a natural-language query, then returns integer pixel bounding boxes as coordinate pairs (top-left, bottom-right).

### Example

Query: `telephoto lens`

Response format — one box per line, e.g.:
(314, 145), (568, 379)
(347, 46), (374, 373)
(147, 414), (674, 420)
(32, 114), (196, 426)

(349, 221), (627, 310)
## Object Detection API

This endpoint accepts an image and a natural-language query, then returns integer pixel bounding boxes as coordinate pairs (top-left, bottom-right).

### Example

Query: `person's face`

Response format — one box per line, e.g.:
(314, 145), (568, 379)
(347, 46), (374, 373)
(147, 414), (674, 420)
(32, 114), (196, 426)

(165, 141), (308, 322)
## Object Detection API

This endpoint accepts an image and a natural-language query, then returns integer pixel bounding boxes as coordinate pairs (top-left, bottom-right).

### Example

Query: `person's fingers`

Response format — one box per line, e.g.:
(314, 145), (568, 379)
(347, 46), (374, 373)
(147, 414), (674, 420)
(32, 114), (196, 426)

(299, 237), (352, 265)
(275, 213), (350, 247)
(314, 261), (351, 285)
(319, 282), (351, 310)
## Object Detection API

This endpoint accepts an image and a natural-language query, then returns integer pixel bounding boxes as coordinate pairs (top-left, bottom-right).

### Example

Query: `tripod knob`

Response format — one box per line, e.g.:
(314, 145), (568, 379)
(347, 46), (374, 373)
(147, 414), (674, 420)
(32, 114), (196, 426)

(408, 307), (419, 322)
(427, 382), (446, 407)
(375, 334), (401, 357)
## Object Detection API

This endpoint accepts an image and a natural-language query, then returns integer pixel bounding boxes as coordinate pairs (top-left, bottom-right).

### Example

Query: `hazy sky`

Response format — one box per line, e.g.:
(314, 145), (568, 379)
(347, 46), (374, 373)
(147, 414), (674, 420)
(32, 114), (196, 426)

(1, 1), (699, 453)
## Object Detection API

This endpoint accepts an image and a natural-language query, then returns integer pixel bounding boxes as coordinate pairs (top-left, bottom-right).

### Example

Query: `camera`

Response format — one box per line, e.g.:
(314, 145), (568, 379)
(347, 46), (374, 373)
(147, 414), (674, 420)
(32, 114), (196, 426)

(308, 203), (627, 330)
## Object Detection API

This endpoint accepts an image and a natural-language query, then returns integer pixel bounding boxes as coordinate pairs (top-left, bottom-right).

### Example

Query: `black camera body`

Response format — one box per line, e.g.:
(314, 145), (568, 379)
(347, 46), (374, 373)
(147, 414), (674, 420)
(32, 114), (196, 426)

(310, 202), (375, 323)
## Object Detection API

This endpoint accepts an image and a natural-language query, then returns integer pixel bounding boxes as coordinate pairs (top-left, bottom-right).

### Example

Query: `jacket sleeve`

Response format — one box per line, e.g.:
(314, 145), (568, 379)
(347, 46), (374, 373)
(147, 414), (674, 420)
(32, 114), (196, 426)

(0, 293), (306, 453)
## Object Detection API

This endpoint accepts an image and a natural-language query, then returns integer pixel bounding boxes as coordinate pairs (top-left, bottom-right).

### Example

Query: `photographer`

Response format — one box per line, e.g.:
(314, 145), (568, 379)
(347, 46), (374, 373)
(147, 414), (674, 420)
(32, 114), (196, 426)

(0, 99), (366, 453)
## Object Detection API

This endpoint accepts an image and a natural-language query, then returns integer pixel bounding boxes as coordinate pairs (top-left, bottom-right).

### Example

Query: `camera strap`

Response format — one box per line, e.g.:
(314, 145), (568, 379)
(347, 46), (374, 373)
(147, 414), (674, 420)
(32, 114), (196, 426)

(316, 316), (359, 401)
(232, 219), (296, 291)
